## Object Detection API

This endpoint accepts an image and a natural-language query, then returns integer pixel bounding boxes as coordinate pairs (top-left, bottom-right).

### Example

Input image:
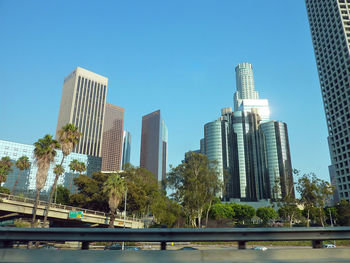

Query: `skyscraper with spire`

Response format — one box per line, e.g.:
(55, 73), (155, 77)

(233, 62), (270, 122)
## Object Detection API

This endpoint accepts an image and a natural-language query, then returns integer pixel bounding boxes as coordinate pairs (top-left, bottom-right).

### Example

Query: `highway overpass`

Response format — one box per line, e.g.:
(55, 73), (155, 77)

(0, 193), (144, 228)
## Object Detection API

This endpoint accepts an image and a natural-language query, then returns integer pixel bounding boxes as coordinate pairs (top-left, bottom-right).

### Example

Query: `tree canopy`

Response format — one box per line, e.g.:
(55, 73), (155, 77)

(167, 153), (223, 228)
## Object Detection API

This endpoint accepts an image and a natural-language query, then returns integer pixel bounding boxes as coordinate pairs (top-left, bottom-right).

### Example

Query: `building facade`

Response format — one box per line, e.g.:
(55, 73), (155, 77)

(56, 67), (108, 157)
(305, 0), (350, 202)
(121, 131), (131, 169)
(140, 110), (168, 182)
(101, 103), (124, 172)
(233, 63), (270, 122)
(0, 139), (101, 194)
(259, 121), (294, 199)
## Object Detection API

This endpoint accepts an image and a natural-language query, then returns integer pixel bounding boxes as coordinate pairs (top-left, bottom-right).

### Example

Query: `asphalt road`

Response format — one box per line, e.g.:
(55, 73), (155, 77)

(1, 248), (350, 263)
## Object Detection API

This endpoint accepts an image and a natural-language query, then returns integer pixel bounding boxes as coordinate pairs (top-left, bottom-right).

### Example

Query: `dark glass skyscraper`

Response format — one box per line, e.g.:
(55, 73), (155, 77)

(305, 0), (350, 202)
(140, 110), (168, 182)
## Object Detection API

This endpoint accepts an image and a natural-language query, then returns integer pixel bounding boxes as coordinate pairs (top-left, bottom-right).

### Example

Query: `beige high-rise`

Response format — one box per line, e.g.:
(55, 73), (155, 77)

(306, 0), (350, 202)
(56, 67), (108, 157)
(101, 104), (124, 172)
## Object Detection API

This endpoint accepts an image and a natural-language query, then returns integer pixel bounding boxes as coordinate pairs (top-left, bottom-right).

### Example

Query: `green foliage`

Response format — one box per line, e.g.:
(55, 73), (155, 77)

(167, 153), (222, 228)
(55, 185), (70, 205)
(297, 173), (333, 227)
(336, 200), (350, 226)
(103, 173), (126, 211)
(70, 172), (109, 212)
(0, 186), (10, 194)
(209, 203), (235, 220)
(230, 203), (255, 224)
(256, 207), (277, 224)
(120, 165), (159, 217)
(150, 191), (181, 227)
(0, 156), (13, 184)
(58, 123), (82, 156)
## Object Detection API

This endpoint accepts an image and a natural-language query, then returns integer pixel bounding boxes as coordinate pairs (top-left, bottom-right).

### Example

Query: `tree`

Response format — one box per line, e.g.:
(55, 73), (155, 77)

(297, 173), (333, 227)
(167, 153), (222, 228)
(120, 165), (159, 217)
(43, 123), (81, 225)
(12, 156), (31, 195)
(256, 207), (277, 225)
(336, 200), (350, 226)
(150, 191), (182, 227)
(230, 203), (255, 225)
(0, 156), (13, 185)
(57, 123), (81, 160)
(278, 205), (302, 227)
(102, 173), (126, 228)
(31, 135), (60, 227)
(277, 169), (299, 227)
(315, 179), (334, 227)
(209, 203), (235, 220)
(70, 172), (109, 212)
(68, 160), (86, 192)
(296, 173), (318, 227)
(55, 185), (70, 205)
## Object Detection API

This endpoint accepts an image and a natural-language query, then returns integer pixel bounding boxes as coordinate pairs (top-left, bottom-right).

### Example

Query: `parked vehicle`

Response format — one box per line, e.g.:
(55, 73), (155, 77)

(104, 243), (122, 250)
(104, 243), (141, 251)
(252, 246), (267, 251)
(323, 244), (336, 248)
(179, 247), (198, 250)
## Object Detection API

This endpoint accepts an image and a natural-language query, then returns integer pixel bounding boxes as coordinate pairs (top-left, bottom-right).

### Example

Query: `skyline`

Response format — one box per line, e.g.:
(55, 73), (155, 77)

(0, 1), (330, 182)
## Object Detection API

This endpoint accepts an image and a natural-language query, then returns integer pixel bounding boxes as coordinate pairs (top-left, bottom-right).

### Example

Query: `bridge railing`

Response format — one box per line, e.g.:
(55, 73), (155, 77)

(0, 193), (142, 223)
(0, 227), (350, 250)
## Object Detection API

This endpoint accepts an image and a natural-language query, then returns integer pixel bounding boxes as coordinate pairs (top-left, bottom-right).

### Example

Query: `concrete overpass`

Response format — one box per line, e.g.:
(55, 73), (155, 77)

(0, 193), (144, 228)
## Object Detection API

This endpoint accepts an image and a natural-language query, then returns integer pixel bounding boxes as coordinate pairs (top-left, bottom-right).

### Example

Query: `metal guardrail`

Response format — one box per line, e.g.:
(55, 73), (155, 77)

(0, 193), (142, 223)
(1, 227), (350, 250)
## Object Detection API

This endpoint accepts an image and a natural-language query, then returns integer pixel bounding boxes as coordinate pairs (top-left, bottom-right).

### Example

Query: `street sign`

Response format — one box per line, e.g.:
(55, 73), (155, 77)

(68, 211), (83, 219)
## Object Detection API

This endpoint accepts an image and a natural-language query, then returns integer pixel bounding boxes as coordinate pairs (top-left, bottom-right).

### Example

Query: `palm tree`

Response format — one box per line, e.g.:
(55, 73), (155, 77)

(43, 123), (81, 225)
(102, 173), (126, 228)
(69, 159), (80, 192)
(0, 156), (13, 185)
(11, 156), (31, 195)
(57, 123), (82, 164)
(31, 135), (60, 227)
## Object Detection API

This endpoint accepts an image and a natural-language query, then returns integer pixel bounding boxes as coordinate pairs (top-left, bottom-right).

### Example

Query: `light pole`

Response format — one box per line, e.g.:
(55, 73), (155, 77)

(122, 187), (127, 250)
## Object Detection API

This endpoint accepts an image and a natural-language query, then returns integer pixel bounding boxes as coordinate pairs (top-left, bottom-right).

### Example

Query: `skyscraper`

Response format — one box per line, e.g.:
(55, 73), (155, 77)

(260, 121), (294, 199)
(122, 130), (131, 168)
(305, 0), (350, 202)
(233, 63), (270, 122)
(101, 103), (124, 172)
(140, 110), (168, 182)
(56, 67), (108, 157)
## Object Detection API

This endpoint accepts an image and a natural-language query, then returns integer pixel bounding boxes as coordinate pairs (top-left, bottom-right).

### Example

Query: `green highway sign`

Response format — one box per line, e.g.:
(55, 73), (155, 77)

(0, 220), (14, 226)
(68, 211), (83, 219)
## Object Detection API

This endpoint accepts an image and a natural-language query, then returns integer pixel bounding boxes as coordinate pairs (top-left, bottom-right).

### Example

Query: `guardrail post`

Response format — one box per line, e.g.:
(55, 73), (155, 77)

(161, 242), (167, 250)
(0, 241), (13, 249)
(238, 241), (246, 249)
(312, 240), (323, 249)
(82, 241), (89, 250)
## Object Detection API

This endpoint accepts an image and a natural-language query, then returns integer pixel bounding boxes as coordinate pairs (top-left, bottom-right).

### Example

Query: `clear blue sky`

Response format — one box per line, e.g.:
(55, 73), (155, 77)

(0, 0), (330, 182)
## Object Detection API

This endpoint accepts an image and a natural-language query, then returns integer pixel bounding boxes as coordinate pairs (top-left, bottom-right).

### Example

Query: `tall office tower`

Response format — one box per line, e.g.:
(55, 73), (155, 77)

(122, 130), (131, 168)
(140, 110), (168, 182)
(204, 108), (269, 201)
(56, 67), (108, 157)
(305, 0), (350, 202)
(260, 121), (294, 199)
(101, 104), (124, 172)
(204, 120), (225, 184)
(233, 63), (270, 122)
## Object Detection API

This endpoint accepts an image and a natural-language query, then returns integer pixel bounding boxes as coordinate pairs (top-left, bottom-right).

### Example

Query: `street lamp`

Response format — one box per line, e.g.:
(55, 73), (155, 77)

(122, 187), (127, 250)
